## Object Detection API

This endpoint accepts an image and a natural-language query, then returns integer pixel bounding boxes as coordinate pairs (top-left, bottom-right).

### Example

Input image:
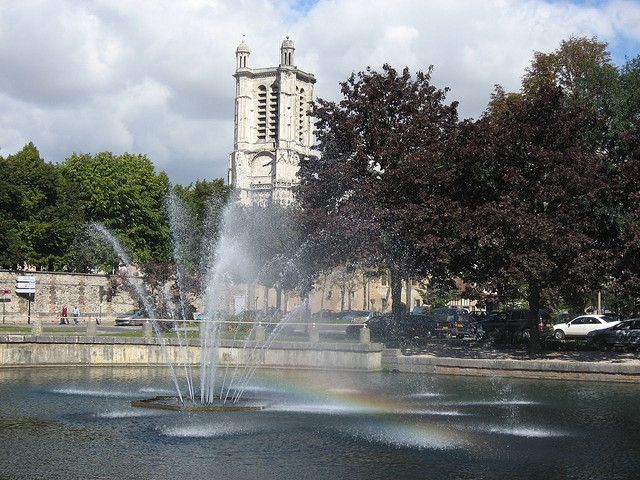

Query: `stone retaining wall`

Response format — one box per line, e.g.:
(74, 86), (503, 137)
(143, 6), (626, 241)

(0, 336), (383, 371)
(383, 349), (640, 382)
(3, 336), (638, 381)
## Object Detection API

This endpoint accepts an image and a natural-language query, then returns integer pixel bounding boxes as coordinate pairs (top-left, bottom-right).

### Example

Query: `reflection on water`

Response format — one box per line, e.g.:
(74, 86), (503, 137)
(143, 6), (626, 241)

(161, 421), (266, 438)
(0, 367), (639, 479)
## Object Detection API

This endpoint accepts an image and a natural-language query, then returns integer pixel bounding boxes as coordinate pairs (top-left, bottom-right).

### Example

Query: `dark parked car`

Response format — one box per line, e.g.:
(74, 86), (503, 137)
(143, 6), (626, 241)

(587, 318), (640, 350)
(346, 313), (395, 341)
(399, 314), (438, 340)
(479, 309), (552, 340)
(430, 307), (477, 338)
(345, 313), (436, 344)
(411, 306), (429, 315)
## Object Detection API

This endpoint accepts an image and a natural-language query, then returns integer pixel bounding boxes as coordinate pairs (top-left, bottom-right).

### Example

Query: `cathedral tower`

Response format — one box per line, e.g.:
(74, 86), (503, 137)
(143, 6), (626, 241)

(228, 37), (315, 205)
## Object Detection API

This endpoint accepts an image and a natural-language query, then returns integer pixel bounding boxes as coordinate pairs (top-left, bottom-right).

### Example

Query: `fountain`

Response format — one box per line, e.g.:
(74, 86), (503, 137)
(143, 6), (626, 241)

(91, 195), (308, 411)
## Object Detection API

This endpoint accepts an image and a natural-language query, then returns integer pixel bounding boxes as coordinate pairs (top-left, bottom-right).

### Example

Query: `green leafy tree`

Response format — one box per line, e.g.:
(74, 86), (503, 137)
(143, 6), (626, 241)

(0, 155), (23, 267)
(172, 179), (232, 232)
(521, 36), (639, 164)
(58, 152), (171, 269)
(167, 179), (232, 301)
(522, 36), (615, 98)
(479, 37), (640, 317)
(0, 143), (75, 270)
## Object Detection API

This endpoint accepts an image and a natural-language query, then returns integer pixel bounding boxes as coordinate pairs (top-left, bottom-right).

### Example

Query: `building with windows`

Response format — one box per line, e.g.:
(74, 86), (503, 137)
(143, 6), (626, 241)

(228, 37), (315, 205)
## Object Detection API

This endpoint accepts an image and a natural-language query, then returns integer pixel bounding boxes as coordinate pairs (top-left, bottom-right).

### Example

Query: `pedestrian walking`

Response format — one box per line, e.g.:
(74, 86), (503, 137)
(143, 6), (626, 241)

(60, 305), (68, 325)
(73, 305), (80, 324)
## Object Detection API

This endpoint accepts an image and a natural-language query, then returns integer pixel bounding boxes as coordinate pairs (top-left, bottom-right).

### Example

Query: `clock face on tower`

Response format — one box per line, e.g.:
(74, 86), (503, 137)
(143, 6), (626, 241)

(251, 154), (274, 179)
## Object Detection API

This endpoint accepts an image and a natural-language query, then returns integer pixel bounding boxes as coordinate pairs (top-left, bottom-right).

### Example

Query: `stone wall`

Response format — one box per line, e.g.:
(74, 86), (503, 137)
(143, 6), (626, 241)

(0, 336), (383, 371)
(0, 270), (136, 324)
(382, 349), (640, 382)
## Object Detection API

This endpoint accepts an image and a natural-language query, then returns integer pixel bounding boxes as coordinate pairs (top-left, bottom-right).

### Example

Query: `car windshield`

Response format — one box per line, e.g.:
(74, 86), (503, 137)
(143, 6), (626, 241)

(603, 316), (618, 322)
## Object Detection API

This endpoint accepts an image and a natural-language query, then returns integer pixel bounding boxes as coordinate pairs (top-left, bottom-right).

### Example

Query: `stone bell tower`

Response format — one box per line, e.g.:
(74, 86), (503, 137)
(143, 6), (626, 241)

(228, 37), (316, 205)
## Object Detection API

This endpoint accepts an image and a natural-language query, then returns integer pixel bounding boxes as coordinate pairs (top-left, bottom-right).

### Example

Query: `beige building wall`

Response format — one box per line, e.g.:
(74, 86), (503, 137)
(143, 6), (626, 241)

(242, 275), (424, 315)
(246, 275), (479, 315)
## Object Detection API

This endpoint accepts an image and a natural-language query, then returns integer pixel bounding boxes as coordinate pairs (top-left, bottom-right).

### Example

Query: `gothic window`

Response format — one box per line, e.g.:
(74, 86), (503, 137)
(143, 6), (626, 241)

(257, 85), (267, 141)
(269, 83), (279, 141)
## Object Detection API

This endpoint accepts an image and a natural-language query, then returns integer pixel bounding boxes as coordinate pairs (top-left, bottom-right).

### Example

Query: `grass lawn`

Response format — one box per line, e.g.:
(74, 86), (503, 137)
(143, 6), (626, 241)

(0, 324), (355, 344)
(99, 331), (143, 338)
(0, 325), (30, 334)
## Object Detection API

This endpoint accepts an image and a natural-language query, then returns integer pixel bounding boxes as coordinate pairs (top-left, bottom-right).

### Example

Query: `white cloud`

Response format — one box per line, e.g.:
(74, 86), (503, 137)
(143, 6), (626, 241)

(0, 0), (638, 184)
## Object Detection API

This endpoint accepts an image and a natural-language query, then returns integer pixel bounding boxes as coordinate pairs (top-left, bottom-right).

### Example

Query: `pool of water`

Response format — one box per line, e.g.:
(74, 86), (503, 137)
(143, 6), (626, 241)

(0, 367), (638, 479)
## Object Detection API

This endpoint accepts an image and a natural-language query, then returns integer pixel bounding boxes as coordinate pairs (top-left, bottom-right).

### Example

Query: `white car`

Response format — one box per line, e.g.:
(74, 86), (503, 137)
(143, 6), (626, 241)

(553, 315), (620, 340)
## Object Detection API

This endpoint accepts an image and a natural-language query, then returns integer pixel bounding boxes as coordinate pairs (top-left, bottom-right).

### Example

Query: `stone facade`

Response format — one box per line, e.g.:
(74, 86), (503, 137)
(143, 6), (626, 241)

(228, 37), (315, 205)
(0, 270), (136, 324)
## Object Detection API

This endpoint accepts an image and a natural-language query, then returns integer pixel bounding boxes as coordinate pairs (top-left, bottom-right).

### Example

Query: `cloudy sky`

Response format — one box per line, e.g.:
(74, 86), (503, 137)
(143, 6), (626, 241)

(1, 0), (639, 185)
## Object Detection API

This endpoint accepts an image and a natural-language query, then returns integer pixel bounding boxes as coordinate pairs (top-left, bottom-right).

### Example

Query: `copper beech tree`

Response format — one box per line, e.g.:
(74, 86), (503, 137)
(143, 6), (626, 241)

(451, 84), (614, 350)
(296, 65), (460, 319)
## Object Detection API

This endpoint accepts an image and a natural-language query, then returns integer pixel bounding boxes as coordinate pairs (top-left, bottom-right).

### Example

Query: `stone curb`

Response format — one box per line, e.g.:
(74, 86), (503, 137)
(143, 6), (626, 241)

(383, 349), (640, 380)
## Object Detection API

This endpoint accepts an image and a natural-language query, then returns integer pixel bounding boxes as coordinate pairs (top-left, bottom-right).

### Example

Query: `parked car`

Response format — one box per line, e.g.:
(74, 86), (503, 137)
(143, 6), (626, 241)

(335, 310), (373, 324)
(345, 313), (397, 341)
(469, 311), (487, 323)
(399, 314), (438, 340)
(411, 306), (429, 315)
(115, 309), (147, 326)
(587, 318), (640, 350)
(311, 309), (336, 320)
(430, 307), (477, 338)
(345, 313), (436, 344)
(552, 312), (573, 325)
(479, 309), (552, 339)
(552, 314), (620, 340)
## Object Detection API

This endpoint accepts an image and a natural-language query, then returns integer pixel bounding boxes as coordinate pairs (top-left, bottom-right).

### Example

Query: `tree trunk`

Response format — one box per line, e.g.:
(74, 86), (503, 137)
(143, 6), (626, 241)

(283, 291), (289, 315)
(263, 286), (269, 313)
(362, 275), (368, 310)
(528, 281), (542, 355)
(340, 287), (345, 312)
(405, 275), (412, 313)
(275, 285), (282, 313)
(384, 282), (391, 312)
(390, 268), (403, 321)
(347, 290), (353, 311)
(247, 283), (255, 311)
